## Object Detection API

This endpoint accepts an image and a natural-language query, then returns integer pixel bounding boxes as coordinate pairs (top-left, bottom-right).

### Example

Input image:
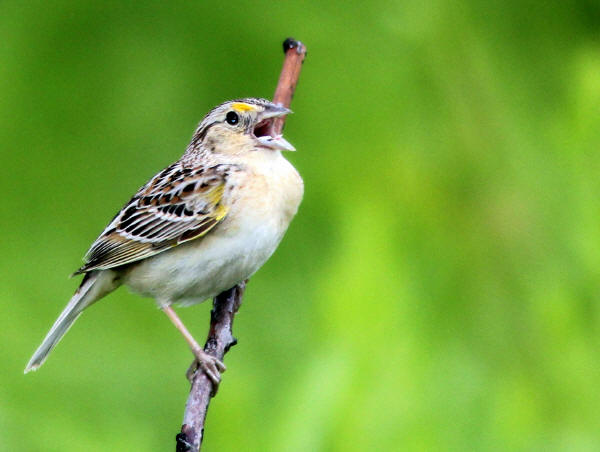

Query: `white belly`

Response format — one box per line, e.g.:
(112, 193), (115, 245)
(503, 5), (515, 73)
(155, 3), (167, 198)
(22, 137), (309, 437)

(121, 150), (303, 306)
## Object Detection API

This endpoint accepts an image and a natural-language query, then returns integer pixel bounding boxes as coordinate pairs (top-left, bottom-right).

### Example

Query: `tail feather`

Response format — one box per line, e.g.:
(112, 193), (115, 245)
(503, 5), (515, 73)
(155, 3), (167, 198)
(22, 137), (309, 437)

(25, 270), (118, 373)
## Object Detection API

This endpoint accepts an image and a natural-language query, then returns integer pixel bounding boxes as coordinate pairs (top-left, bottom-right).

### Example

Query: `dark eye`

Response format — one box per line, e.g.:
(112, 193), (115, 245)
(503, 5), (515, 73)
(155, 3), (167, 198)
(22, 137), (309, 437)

(225, 111), (239, 125)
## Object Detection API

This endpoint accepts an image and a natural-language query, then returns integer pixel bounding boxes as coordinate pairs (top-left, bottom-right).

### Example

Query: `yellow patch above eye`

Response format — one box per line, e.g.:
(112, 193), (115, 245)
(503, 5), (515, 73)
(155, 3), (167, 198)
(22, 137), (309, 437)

(231, 102), (256, 112)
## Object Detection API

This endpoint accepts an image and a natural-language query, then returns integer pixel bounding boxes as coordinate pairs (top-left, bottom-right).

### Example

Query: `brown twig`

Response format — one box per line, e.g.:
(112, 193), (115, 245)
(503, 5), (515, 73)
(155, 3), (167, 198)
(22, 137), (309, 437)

(271, 38), (307, 136)
(175, 37), (307, 452)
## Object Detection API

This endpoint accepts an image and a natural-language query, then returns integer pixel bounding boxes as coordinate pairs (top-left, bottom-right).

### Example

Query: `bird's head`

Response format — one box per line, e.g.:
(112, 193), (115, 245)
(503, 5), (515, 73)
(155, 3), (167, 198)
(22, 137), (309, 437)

(188, 98), (295, 156)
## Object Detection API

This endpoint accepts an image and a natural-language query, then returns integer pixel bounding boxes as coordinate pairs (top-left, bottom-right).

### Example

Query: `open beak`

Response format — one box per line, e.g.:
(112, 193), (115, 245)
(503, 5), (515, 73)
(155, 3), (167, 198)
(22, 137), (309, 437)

(261, 104), (292, 119)
(253, 104), (296, 151)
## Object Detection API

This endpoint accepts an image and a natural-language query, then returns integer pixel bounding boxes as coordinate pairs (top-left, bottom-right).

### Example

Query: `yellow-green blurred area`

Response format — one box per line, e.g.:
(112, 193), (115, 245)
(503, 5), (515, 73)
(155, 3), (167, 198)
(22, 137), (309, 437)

(2, 0), (600, 450)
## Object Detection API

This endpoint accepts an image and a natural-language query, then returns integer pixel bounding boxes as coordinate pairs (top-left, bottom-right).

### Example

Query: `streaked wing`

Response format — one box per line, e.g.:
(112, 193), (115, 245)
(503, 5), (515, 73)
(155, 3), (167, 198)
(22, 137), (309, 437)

(74, 162), (235, 274)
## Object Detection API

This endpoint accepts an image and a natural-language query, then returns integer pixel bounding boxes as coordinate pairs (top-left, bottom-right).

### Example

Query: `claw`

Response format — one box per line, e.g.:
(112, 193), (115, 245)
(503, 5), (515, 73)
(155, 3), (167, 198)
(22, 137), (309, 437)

(188, 348), (226, 395)
(186, 360), (199, 383)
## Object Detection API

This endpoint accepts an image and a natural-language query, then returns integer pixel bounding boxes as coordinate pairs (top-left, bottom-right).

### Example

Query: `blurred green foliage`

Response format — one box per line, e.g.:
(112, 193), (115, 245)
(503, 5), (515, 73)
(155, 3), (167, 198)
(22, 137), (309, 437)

(2, 1), (600, 450)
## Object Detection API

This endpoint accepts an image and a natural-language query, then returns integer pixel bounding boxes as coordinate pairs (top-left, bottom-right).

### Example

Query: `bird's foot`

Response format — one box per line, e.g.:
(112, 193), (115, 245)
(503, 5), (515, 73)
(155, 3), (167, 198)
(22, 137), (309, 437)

(186, 348), (226, 394)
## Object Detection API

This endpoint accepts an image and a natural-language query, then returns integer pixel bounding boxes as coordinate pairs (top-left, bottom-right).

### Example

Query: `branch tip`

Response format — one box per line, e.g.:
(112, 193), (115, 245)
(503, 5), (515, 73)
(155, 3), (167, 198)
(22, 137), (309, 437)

(283, 37), (306, 55)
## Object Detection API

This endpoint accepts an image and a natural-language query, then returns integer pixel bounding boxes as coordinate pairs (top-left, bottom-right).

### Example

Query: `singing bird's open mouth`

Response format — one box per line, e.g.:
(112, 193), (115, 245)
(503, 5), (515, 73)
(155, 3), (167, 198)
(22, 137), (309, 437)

(254, 118), (273, 139)
(252, 106), (296, 151)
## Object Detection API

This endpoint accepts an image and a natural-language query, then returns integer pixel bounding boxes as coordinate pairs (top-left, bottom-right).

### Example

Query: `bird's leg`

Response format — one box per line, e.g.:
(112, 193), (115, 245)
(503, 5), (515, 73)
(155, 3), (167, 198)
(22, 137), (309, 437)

(162, 305), (226, 386)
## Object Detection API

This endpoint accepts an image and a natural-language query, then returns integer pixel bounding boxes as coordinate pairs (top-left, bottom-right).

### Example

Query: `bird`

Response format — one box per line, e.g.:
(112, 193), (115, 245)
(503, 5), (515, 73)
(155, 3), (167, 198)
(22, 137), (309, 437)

(25, 98), (304, 385)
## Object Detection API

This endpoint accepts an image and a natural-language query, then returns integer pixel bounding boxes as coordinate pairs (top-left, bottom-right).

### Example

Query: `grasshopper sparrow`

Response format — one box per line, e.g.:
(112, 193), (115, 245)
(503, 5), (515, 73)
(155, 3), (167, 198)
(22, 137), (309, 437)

(25, 98), (304, 384)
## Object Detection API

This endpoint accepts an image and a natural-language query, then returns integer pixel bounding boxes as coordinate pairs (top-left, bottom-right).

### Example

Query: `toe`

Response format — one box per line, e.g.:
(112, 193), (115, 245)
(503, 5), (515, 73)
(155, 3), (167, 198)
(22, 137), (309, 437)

(186, 359), (199, 382)
(205, 368), (220, 385)
(214, 359), (227, 372)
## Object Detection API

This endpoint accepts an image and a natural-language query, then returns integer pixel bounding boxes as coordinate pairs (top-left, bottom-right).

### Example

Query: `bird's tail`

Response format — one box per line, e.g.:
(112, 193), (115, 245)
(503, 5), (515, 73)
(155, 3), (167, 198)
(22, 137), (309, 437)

(25, 270), (119, 373)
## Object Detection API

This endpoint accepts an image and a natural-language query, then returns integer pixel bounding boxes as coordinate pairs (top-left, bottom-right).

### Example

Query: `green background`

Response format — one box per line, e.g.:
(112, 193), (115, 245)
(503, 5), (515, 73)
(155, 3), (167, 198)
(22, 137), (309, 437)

(2, 1), (600, 450)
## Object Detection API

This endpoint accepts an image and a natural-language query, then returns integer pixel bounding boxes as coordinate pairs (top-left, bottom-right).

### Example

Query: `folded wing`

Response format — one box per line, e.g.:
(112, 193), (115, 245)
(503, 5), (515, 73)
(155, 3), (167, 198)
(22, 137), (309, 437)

(74, 163), (236, 274)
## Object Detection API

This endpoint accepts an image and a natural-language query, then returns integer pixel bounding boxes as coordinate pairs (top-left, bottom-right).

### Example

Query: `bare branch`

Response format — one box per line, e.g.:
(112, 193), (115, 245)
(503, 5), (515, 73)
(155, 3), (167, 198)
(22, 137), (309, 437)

(175, 37), (307, 452)
(176, 283), (245, 451)
(271, 38), (308, 136)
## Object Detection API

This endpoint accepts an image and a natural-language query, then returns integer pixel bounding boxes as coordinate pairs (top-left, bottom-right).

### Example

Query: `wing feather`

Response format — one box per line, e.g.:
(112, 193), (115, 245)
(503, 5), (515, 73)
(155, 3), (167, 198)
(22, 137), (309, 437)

(74, 163), (236, 274)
